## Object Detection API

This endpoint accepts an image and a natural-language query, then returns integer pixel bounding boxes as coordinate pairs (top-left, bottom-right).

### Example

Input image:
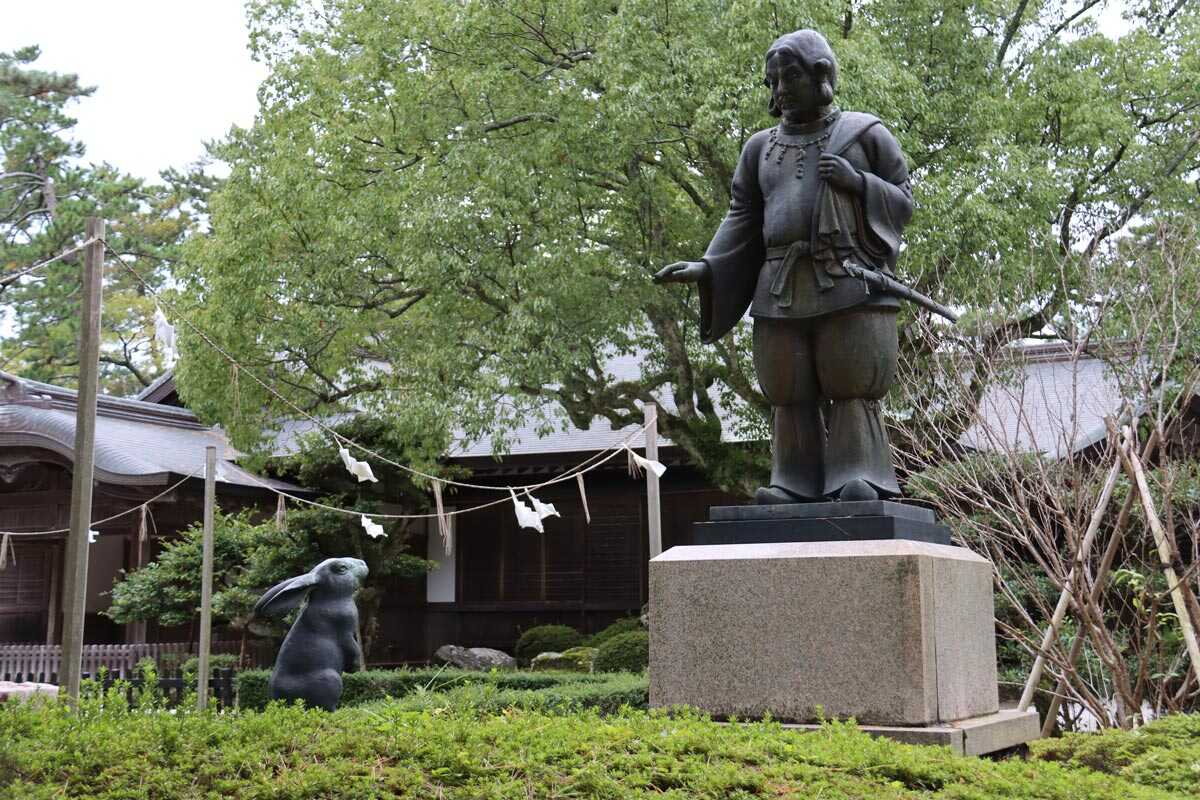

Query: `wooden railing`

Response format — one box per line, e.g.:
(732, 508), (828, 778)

(0, 640), (272, 683)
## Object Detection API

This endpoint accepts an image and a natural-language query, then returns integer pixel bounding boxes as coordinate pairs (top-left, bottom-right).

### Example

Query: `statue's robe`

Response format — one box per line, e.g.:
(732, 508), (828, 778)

(698, 111), (913, 342)
(696, 111), (913, 499)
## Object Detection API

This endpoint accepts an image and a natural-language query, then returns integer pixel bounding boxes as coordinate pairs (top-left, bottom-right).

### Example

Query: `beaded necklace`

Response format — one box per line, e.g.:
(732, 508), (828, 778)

(763, 108), (841, 179)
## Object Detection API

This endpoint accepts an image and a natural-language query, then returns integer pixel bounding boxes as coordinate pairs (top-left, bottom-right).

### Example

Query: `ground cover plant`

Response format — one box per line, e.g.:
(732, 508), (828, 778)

(1028, 713), (1200, 795)
(2, 697), (1194, 799)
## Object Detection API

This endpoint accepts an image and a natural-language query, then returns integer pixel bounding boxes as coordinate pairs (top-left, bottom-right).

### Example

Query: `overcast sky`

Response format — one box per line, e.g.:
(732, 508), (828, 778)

(2, 1), (267, 183)
(3, 2), (1129, 185)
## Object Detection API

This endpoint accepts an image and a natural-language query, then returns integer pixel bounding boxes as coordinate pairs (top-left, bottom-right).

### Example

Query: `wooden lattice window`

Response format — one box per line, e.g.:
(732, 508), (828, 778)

(460, 502), (642, 607)
(0, 544), (50, 610)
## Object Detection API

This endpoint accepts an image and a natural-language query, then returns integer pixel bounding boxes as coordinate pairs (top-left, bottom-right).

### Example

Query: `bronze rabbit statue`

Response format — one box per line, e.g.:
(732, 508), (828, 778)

(253, 557), (368, 711)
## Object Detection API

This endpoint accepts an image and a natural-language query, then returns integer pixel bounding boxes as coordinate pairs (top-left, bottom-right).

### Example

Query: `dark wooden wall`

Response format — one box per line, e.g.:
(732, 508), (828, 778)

(0, 450), (278, 645)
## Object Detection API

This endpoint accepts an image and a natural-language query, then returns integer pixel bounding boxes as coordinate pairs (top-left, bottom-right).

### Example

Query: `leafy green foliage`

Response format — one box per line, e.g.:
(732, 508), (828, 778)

(178, 654), (240, 678)
(2, 700), (1193, 798)
(180, 0), (1200, 496)
(514, 624), (584, 663)
(106, 511), (274, 630)
(1, 46), (208, 394)
(107, 419), (437, 661)
(387, 673), (648, 716)
(594, 630), (650, 673)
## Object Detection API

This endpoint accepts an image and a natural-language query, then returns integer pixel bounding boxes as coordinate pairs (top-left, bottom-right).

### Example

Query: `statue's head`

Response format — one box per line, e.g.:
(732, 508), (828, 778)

(764, 29), (838, 119)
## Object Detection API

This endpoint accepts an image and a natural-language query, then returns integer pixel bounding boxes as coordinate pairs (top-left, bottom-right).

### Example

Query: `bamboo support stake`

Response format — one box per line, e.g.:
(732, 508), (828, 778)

(645, 403), (662, 559)
(196, 446), (216, 710)
(60, 217), (104, 701)
(1113, 428), (1200, 680)
(1017, 457), (1121, 712)
(1040, 426), (1162, 735)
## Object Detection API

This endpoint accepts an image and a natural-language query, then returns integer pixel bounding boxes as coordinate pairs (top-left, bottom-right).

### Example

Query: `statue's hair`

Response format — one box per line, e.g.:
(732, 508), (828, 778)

(764, 29), (838, 117)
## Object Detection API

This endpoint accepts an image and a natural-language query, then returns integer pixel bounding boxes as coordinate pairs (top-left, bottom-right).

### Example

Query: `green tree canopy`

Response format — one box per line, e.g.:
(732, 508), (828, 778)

(178, 0), (1200, 495)
(1, 46), (205, 394)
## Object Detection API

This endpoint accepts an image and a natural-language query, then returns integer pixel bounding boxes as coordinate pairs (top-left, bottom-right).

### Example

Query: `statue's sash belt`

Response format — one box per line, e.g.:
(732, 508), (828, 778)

(764, 241), (835, 308)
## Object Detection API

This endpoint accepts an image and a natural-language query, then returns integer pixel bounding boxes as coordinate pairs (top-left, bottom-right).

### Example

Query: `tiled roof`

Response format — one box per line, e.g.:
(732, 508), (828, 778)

(150, 343), (1131, 466)
(452, 346), (1127, 461)
(0, 372), (302, 491)
(958, 345), (1125, 457)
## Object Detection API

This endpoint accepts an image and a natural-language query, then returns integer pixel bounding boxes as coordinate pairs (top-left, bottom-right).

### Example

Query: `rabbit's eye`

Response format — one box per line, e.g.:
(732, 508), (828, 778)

(332, 564), (347, 574)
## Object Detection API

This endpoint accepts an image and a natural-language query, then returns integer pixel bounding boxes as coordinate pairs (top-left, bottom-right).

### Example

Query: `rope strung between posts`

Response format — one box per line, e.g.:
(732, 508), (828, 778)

(0, 237), (102, 288)
(102, 239), (657, 494)
(229, 432), (640, 521)
(0, 470), (200, 538)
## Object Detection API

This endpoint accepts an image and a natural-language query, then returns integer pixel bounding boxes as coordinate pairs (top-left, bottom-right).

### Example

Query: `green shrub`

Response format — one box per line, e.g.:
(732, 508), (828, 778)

(236, 670), (271, 710)
(236, 667), (612, 710)
(514, 624), (583, 663)
(587, 616), (643, 647)
(1, 701), (1188, 799)
(594, 630), (649, 673)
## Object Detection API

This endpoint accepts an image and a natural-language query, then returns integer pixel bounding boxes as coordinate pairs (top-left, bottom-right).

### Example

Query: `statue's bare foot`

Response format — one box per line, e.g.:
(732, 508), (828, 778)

(755, 485), (803, 505)
(838, 478), (878, 501)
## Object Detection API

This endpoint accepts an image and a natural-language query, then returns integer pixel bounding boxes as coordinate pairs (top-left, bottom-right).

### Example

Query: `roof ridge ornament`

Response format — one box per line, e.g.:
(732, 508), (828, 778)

(0, 372), (52, 408)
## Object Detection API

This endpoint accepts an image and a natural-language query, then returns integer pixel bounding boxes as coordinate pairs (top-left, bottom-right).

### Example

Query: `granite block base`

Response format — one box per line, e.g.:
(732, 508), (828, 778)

(650, 540), (1004, 728)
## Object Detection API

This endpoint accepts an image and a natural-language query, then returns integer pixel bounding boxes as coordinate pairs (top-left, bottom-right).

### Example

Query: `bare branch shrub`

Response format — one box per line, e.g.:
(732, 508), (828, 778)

(890, 225), (1200, 729)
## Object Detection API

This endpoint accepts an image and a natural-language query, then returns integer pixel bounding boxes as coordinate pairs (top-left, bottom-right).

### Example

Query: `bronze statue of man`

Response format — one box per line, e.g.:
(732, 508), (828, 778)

(655, 29), (913, 505)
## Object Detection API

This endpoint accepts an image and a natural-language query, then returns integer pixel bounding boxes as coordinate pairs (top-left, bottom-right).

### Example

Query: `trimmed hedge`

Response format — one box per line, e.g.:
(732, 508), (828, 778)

(236, 667), (615, 710)
(594, 630), (650, 673)
(388, 672), (647, 715)
(514, 624), (583, 663)
(2, 700), (1191, 798)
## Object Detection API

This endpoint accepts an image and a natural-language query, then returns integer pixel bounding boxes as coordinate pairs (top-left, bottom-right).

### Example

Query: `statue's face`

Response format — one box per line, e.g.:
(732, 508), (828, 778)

(765, 52), (826, 120)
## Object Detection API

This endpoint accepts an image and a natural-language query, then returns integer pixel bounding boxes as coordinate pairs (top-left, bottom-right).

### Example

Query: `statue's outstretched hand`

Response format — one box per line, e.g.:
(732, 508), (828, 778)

(653, 260), (710, 284)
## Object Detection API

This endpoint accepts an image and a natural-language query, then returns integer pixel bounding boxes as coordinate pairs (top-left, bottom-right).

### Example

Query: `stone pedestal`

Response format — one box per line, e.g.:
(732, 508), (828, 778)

(650, 538), (1001, 727)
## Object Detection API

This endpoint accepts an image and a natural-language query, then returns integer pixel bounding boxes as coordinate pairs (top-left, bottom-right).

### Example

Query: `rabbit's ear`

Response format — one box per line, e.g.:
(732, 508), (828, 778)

(253, 572), (319, 618)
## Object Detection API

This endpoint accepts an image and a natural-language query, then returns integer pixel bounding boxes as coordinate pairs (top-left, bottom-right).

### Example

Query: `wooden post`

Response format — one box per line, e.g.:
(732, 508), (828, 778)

(60, 217), (104, 701)
(197, 446), (216, 710)
(1017, 458), (1121, 711)
(44, 550), (60, 645)
(645, 403), (662, 559)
